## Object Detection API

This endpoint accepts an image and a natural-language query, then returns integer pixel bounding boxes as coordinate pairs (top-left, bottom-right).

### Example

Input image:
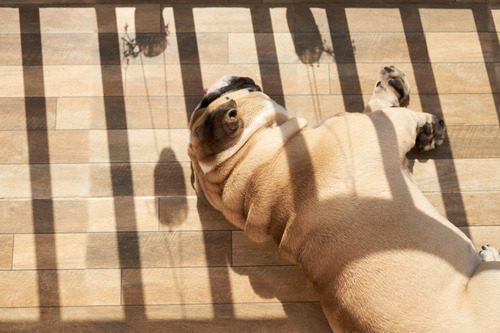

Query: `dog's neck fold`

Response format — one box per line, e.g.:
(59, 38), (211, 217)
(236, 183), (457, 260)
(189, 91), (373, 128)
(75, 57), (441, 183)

(196, 116), (308, 234)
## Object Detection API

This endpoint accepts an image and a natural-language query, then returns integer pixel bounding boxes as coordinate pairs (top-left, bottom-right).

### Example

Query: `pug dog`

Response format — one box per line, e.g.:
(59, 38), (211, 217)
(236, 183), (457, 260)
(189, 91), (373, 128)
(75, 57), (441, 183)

(187, 68), (500, 333)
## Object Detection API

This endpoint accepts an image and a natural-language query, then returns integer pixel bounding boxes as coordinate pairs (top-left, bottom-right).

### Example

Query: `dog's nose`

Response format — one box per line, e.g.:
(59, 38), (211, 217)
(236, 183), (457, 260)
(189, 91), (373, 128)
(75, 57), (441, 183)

(384, 66), (394, 73)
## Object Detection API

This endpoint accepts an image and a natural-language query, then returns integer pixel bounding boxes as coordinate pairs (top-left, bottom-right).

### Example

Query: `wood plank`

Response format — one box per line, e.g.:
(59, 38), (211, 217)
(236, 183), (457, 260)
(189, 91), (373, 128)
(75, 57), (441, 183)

(0, 63), (330, 97)
(0, 34), (22, 65)
(229, 32), (498, 64)
(232, 231), (289, 266)
(0, 196), (232, 233)
(411, 93), (500, 126)
(228, 32), (334, 65)
(116, 5), (164, 34)
(293, 6), (497, 33)
(0, 97), (57, 130)
(4, 31), (496, 66)
(419, 7), (494, 32)
(39, 8), (98, 34)
(0, 197), (158, 233)
(0, 269), (121, 307)
(0, 235), (13, 269)
(56, 96), (195, 130)
(424, 32), (499, 63)
(159, 196), (234, 231)
(408, 125), (500, 159)
(0, 162), (194, 199)
(0, 303), (330, 333)
(3, 62), (497, 98)
(0, 93), (490, 131)
(32, 92), (500, 132)
(124, 32), (228, 66)
(0, 66), (25, 97)
(2, 159), (499, 198)
(171, 6), (291, 34)
(460, 226), (500, 249)
(12, 231), (231, 269)
(0, 94), (498, 130)
(285, 94), (500, 126)
(0, 8), (21, 34)
(260, 64), (330, 95)
(123, 266), (318, 305)
(0, 32), (228, 66)
(426, 192), (500, 227)
(330, 62), (499, 95)
(413, 159), (500, 193)
(0, 129), (190, 164)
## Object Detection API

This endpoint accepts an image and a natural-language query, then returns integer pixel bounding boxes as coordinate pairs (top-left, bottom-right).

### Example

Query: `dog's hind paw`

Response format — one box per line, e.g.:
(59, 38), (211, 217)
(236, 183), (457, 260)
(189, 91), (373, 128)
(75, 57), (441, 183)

(416, 116), (446, 151)
(479, 245), (500, 262)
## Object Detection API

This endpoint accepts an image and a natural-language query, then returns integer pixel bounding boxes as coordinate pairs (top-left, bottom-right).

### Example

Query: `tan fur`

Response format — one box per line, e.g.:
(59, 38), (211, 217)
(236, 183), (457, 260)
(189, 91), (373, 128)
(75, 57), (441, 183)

(188, 69), (500, 333)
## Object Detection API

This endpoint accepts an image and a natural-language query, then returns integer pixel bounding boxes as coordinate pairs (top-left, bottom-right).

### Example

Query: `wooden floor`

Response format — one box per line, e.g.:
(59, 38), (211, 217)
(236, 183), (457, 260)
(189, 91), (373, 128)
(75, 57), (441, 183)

(0, 0), (499, 332)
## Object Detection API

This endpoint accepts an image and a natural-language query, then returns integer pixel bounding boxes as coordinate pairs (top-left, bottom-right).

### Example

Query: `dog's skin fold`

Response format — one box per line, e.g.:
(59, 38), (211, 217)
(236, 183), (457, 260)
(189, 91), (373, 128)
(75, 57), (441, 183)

(187, 70), (500, 333)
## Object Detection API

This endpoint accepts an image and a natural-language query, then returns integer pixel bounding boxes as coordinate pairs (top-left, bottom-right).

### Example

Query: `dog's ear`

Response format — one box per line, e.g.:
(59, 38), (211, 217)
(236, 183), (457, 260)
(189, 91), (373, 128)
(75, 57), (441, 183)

(388, 78), (410, 107)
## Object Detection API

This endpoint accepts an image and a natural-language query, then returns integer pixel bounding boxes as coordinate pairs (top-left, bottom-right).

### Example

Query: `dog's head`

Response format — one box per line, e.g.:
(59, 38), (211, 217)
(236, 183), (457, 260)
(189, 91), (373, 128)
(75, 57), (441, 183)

(373, 65), (410, 108)
(188, 75), (290, 198)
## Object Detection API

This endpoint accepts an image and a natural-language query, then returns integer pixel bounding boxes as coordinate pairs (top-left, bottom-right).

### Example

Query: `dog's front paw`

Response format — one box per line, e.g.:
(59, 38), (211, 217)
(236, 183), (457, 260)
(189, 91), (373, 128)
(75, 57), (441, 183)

(416, 116), (446, 151)
(479, 245), (500, 262)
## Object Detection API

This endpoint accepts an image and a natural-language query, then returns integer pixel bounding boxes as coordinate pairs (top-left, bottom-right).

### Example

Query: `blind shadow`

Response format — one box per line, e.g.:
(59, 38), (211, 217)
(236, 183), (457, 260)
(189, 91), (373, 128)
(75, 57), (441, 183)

(326, 5), (365, 113)
(473, 4), (500, 123)
(95, 5), (145, 319)
(19, 6), (61, 318)
(399, 5), (470, 236)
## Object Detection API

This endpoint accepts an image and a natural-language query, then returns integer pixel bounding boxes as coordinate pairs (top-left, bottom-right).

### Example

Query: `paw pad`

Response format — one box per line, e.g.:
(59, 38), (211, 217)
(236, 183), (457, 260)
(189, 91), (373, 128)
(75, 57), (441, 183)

(416, 117), (446, 151)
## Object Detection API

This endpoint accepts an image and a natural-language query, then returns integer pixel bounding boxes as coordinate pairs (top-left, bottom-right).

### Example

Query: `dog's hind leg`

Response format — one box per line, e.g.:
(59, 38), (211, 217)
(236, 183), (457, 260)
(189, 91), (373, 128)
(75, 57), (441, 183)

(464, 261), (500, 331)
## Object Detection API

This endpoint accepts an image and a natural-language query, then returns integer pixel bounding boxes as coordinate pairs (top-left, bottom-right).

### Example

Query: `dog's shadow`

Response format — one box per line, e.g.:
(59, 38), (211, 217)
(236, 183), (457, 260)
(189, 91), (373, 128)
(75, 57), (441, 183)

(154, 148), (329, 328)
(154, 147), (187, 227)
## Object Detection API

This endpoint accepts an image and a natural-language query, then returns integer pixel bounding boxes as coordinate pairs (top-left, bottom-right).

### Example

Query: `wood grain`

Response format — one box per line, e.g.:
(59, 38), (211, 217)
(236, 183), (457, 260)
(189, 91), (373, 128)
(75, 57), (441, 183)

(426, 193), (500, 227)
(0, 197), (158, 233)
(0, 303), (331, 333)
(0, 269), (120, 307)
(12, 231), (231, 269)
(0, 3), (498, 332)
(412, 159), (500, 193)
(0, 162), (194, 199)
(0, 129), (189, 164)
(123, 266), (318, 305)
(330, 62), (499, 95)
(0, 235), (13, 269)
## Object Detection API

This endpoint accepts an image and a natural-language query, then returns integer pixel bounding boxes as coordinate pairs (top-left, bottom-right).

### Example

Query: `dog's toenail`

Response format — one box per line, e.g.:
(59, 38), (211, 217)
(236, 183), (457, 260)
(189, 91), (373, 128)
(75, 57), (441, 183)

(482, 245), (487, 250)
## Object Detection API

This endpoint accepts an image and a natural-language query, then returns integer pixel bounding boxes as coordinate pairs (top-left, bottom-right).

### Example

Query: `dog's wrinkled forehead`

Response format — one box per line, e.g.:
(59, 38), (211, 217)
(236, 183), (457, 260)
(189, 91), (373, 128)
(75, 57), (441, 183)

(194, 76), (262, 112)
